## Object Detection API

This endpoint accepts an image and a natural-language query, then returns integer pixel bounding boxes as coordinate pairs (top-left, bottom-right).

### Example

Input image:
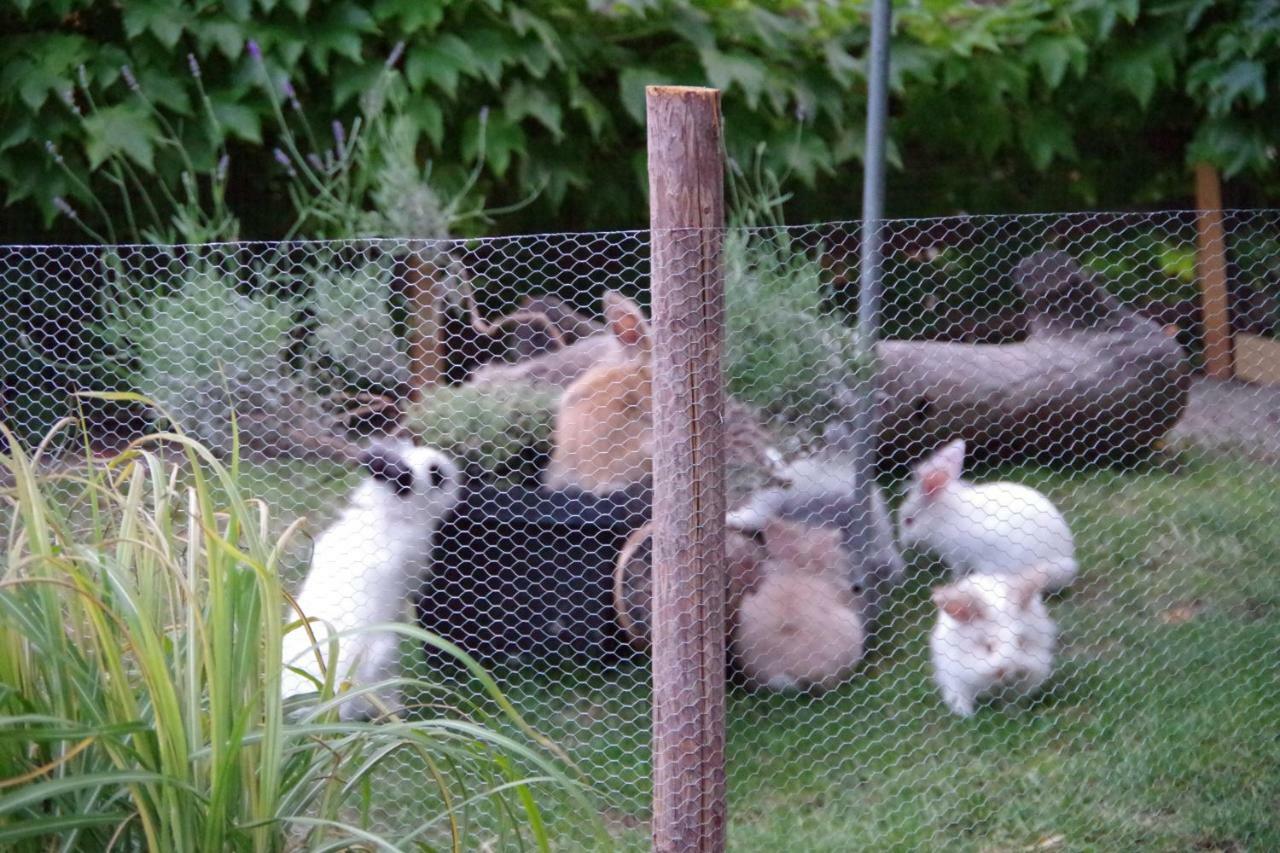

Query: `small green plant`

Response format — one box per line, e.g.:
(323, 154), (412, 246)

(0, 404), (594, 850)
(308, 260), (411, 396)
(723, 155), (871, 434)
(403, 382), (560, 484)
(95, 263), (329, 459)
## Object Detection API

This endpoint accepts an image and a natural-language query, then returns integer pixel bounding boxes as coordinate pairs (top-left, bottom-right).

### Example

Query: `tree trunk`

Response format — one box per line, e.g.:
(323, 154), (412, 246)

(875, 249), (1192, 470)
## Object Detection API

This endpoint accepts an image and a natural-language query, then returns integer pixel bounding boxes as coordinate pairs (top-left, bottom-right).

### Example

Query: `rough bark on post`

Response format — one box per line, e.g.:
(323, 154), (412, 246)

(405, 245), (444, 399)
(646, 85), (728, 853)
(1195, 163), (1233, 379)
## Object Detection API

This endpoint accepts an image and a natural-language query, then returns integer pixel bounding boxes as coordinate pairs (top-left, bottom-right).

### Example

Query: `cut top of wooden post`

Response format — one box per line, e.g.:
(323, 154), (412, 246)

(646, 86), (724, 234)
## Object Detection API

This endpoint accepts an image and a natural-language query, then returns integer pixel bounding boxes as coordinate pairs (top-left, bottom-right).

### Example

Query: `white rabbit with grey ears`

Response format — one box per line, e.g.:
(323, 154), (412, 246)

(897, 438), (1077, 592)
(281, 438), (461, 721)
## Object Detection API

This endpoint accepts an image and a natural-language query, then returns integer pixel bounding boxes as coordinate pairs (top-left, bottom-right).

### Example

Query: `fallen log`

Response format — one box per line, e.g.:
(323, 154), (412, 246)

(875, 249), (1192, 470)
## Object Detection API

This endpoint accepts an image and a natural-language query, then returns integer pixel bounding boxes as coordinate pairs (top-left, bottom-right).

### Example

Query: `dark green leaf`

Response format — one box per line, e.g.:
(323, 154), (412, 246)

(208, 98), (262, 143)
(701, 49), (768, 109)
(503, 82), (563, 140)
(408, 96), (445, 147)
(82, 104), (160, 170)
(1020, 110), (1077, 171)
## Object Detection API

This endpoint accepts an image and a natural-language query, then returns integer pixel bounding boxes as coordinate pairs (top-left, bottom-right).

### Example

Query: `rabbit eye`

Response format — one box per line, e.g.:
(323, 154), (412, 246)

(427, 463), (446, 489)
(903, 516), (915, 528)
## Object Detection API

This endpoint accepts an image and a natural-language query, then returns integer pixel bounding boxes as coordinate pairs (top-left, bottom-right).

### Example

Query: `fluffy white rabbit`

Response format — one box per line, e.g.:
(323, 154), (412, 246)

(897, 438), (1077, 591)
(929, 568), (1057, 717)
(281, 439), (461, 721)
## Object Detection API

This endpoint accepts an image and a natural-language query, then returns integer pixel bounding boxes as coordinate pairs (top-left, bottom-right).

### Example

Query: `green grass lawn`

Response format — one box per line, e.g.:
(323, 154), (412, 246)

(254, 449), (1280, 851)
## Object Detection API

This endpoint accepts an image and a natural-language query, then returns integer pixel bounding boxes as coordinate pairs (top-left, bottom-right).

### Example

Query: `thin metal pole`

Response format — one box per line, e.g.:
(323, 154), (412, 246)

(859, 0), (892, 344)
(850, 0), (892, 544)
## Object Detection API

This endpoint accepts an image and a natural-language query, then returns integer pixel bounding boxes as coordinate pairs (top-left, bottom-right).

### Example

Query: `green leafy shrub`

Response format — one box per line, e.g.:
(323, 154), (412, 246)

(5, 0), (1280, 241)
(723, 160), (870, 436)
(0, 411), (592, 850)
(308, 259), (410, 395)
(724, 229), (869, 434)
(97, 259), (329, 457)
(403, 382), (559, 485)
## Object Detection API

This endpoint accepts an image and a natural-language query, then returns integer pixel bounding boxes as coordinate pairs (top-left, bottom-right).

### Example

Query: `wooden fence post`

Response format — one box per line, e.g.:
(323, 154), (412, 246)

(405, 244), (444, 400)
(1195, 163), (1233, 379)
(646, 85), (728, 853)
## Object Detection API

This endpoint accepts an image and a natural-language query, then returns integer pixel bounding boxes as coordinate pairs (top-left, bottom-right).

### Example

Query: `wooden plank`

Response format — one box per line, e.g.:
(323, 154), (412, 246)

(1234, 332), (1280, 387)
(646, 84), (728, 853)
(1195, 163), (1233, 379)
(404, 247), (443, 400)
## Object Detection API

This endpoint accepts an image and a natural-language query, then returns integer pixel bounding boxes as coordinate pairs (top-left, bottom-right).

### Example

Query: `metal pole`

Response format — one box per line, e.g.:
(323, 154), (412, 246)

(851, 0), (892, 511)
(859, 0), (892, 344)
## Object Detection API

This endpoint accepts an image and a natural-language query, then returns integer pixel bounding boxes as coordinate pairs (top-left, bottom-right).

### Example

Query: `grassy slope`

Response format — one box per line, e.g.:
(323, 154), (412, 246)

(260, 449), (1280, 851)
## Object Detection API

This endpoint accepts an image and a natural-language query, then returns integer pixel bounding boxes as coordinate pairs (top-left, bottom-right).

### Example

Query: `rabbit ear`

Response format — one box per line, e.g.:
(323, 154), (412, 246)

(602, 291), (651, 353)
(1009, 566), (1050, 609)
(932, 584), (985, 622)
(918, 438), (965, 498)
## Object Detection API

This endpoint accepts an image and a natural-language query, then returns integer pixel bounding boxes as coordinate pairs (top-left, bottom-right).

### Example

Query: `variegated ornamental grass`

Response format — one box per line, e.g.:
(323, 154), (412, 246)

(0, 395), (598, 852)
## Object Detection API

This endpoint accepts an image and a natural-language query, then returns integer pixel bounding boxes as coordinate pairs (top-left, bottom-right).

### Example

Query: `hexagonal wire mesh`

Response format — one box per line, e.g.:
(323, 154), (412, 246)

(3, 209), (1279, 848)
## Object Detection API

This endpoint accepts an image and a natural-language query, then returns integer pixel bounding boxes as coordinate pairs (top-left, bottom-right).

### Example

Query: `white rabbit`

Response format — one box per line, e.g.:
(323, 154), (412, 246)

(897, 438), (1077, 591)
(929, 568), (1057, 717)
(281, 439), (461, 721)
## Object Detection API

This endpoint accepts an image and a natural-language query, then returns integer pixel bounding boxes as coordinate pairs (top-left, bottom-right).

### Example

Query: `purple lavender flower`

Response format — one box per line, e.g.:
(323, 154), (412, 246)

(188, 53), (202, 79)
(332, 120), (346, 151)
(44, 141), (64, 164)
(247, 40), (262, 62)
(306, 152), (324, 172)
(273, 148), (296, 177)
(60, 89), (80, 115)
(281, 79), (301, 111)
(479, 106), (490, 124)
(216, 154), (230, 182)
(121, 65), (140, 93)
(385, 41), (406, 69)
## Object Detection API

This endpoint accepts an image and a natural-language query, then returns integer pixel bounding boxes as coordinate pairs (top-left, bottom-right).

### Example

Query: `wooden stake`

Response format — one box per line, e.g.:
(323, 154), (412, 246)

(405, 246), (444, 399)
(1195, 163), (1233, 379)
(646, 85), (728, 853)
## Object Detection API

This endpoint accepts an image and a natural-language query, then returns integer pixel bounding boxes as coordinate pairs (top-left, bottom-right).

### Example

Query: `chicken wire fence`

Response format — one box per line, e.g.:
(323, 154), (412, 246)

(3, 209), (1279, 849)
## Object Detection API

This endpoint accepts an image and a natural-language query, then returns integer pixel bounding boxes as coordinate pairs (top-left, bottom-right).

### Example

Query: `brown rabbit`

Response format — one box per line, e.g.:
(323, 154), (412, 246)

(732, 517), (866, 692)
(547, 291), (782, 497)
(547, 292), (656, 493)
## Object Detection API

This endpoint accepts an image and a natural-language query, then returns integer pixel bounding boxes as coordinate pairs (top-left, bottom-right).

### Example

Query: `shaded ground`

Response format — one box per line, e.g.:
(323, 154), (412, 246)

(1168, 376), (1280, 464)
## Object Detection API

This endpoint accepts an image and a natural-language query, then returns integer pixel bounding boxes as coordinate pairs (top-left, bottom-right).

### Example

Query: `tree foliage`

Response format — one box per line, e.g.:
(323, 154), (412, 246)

(0, 0), (1277, 241)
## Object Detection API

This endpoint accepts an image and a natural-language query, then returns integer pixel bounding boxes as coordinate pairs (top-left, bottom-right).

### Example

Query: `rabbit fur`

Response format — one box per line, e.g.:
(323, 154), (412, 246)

(727, 456), (905, 612)
(281, 438), (461, 721)
(897, 438), (1078, 591)
(547, 292), (654, 493)
(929, 568), (1057, 717)
(547, 291), (783, 498)
(733, 517), (867, 691)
